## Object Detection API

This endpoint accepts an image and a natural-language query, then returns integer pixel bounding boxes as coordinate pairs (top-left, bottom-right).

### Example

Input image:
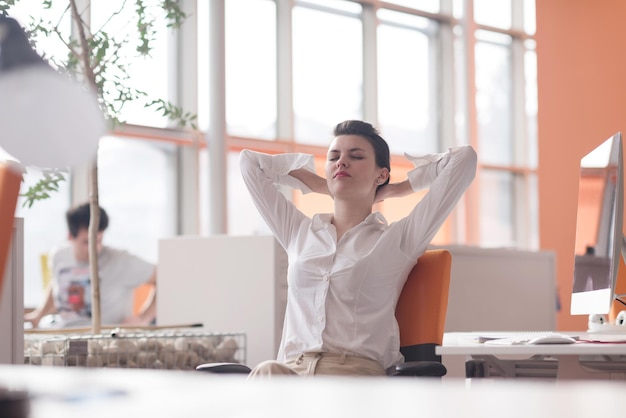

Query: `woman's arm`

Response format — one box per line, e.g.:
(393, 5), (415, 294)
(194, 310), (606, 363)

(288, 168), (330, 196)
(375, 150), (457, 203)
(395, 145), (477, 256)
(240, 150), (315, 248)
(375, 180), (413, 202)
(24, 281), (57, 328)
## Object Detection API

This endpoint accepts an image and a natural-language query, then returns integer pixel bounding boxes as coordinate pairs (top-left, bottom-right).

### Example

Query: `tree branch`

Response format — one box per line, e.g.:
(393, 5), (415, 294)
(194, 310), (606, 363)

(69, 0), (96, 89)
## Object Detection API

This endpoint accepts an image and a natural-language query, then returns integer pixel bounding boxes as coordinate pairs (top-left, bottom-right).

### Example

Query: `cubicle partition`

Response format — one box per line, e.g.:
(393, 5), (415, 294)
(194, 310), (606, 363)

(0, 218), (24, 364)
(442, 245), (557, 333)
(157, 235), (287, 368)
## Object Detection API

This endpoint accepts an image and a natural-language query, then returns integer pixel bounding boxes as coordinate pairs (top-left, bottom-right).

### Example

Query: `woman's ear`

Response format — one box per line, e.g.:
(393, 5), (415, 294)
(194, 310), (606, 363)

(376, 168), (390, 184)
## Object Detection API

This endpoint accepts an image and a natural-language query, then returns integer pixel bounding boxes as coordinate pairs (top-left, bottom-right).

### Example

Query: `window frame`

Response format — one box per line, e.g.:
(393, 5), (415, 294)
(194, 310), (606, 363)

(117, 0), (538, 248)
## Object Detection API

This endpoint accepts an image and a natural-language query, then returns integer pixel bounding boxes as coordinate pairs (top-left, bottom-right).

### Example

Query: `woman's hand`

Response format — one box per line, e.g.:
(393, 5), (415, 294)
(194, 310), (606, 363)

(374, 183), (392, 203)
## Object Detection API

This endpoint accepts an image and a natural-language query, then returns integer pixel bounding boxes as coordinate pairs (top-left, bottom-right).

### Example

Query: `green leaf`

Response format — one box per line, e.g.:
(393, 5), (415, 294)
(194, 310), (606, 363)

(145, 99), (198, 130)
(20, 169), (67, 208)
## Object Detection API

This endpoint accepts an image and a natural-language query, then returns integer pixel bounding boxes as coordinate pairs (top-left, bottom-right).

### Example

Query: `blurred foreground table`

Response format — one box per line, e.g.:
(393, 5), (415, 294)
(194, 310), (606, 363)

(1, 364), (626, 417)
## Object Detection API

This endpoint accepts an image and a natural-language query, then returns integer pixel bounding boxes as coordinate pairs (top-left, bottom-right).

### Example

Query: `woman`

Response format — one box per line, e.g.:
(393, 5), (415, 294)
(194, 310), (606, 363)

(240, 120), (476, 377)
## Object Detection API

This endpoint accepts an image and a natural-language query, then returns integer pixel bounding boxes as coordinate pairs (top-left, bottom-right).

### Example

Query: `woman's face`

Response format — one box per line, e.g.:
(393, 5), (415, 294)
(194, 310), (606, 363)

(325, 134), (388, 201)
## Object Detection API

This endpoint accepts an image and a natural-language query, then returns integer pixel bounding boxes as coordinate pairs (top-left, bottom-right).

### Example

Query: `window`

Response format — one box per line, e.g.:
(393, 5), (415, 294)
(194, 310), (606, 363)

(475, 30), (513, 166)
(474, 0), (512, 29)
(89, 1), (171, 127)
(7, 2), (180, 308)
(197, 0), (537, 248)
(377, 9), (438, 155)
(292, 2), (364, 144)
(97, 136), (177, 263)
(11, 0), (538, 306)
(385, 0), (440, 14)
(480, 170), (515, 246)
(224, 0), (277, 139)
(16, 169), (70, 307)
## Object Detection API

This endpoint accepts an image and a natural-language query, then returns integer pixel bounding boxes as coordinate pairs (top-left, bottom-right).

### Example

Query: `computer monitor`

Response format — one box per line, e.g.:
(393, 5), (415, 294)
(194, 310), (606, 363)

(570, 132), (625, 315)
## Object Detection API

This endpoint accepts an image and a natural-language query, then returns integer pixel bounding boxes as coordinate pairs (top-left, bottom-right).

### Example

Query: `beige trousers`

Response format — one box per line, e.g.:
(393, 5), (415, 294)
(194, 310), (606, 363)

(247, 352), (386, 379)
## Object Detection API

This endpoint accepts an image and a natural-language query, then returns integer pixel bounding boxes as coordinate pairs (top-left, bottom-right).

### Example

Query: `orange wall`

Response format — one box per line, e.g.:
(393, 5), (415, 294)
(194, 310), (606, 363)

(536, 0), (626, 330)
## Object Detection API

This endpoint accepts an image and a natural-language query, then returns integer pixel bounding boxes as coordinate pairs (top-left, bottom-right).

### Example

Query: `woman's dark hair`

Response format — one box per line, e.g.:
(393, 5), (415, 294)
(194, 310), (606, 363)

(333, 120), (390, 186)
(66, 202), (109, 238)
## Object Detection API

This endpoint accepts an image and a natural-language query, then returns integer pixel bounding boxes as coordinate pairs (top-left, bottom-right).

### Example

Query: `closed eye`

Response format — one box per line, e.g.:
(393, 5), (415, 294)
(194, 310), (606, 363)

(328, 154), (365, 161)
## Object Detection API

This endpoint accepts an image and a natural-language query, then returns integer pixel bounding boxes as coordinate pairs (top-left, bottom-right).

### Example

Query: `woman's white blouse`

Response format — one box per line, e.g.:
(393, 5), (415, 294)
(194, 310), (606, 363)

(239, 145), (477, 369)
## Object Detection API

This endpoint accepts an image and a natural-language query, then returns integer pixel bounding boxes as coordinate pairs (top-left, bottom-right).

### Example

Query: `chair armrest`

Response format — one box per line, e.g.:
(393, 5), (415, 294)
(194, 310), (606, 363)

(389, 361), (447, 377)
(195, 362), (252, 374)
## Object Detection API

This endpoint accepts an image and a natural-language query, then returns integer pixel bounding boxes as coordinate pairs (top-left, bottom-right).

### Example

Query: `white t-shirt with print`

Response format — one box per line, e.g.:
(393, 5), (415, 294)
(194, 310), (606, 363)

(49, 244), (154, 327)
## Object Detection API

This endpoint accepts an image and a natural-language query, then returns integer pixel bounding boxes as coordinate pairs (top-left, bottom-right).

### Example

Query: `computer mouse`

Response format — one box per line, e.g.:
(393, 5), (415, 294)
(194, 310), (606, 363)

(527, 334), (577, 345)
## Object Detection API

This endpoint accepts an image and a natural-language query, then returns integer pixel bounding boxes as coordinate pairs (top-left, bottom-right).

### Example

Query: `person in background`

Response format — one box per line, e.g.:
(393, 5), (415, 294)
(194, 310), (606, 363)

(240, 120), (477, 377)
(24, 202), (157, 328)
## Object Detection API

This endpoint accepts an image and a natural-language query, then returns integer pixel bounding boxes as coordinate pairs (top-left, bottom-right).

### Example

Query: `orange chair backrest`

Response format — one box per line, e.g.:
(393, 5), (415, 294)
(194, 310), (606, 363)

(395, 249), (452, 348)
(0, 163), (23, 300)
(133, 283), (155, 315)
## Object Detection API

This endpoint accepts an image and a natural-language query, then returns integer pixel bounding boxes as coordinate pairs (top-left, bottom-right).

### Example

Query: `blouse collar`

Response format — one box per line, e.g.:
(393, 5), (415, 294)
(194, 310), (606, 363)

(311, 212), (387, 232)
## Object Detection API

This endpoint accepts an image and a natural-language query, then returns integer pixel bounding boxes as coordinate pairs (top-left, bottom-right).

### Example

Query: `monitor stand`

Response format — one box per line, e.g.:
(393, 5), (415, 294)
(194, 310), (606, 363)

(616, 234), (626, 307)
(588, 234), (626, 333)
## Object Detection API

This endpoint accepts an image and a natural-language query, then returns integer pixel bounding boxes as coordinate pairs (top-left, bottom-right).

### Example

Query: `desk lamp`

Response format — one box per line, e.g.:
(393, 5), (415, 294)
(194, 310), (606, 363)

(0, 14), (104, 169)
(0, 15), (105, 418)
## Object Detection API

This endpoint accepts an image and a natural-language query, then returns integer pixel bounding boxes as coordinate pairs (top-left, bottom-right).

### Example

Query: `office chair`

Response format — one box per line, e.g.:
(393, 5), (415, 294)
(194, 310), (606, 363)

(0, 162), (22, 301)
(392, 248), (451, 376)
(197, 249), (452, 377)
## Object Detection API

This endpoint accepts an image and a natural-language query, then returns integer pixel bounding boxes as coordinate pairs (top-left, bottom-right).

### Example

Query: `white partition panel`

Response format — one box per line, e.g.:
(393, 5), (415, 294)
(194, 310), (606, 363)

(440, 245), (557, 332)
(0, 218), (24, 364)
(157, 235), (287, 368)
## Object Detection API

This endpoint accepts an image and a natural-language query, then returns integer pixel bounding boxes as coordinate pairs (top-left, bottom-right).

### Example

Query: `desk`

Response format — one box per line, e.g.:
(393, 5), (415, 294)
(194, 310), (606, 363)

(438, 332), (626, 380)
(1, 365), (626, 417)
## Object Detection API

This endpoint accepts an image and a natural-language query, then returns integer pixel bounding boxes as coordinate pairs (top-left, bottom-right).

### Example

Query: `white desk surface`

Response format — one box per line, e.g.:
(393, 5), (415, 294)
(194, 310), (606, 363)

(438, 332), (626, 356)
(2, 365), (626, 418)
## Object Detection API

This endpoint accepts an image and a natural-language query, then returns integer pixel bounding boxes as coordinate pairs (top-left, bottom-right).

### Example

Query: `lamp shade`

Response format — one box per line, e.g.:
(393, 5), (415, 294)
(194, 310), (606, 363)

(0, 66), (105, 169)
(0, 15), (105, 169)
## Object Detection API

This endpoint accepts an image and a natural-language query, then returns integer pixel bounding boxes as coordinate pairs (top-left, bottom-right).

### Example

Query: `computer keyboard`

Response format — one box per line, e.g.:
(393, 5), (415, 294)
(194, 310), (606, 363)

(579, 334), (626, 343)
(483, 333), (578, 346)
